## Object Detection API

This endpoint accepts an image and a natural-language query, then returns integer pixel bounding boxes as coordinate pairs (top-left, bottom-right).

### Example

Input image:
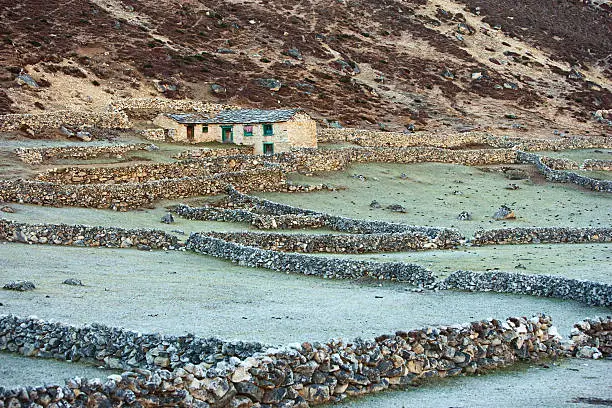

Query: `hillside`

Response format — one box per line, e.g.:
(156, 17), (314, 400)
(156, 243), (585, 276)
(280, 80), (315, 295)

(0, 0), (610, 136)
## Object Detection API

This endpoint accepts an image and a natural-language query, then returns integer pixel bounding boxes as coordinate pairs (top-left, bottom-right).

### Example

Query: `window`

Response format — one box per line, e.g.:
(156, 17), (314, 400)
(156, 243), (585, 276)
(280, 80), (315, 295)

(263, 123), (273, 136)
(263, 142), (274, 155)
(243, 125), (253, 136)
(202, 125), (208, 133)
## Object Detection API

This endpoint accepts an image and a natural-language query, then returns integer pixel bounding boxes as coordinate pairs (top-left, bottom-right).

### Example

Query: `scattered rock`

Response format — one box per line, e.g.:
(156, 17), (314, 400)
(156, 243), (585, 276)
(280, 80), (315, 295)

(59, 126), (75, 137)
(63, 278), (84, 286)
(211, 83), (227, 95)
(76, 131), (92, 142)
(441, 68), (455, 80)
(399, 173), (408, 179)
(16, 71), (39, 88)
(352, 174), (366, 181)
(387, 204), (407, 213)
(137, 244), (152, 251)
(457, 211), (471, 221)
(256, 78), (282, 91)
(493, 205), (516, 220)
(216, 48), (236, 54)
(505, 183), (520, 190)
(369, 200), (382, 209)
(286, 48), (303, 60)
(568, 68), (583, 80)
(4, 280), (35, 291)
(576, 346), (602, 359)
(1, 205), (15, 213)
(145, 144), (160, 151)
(161, 213), (175, 224)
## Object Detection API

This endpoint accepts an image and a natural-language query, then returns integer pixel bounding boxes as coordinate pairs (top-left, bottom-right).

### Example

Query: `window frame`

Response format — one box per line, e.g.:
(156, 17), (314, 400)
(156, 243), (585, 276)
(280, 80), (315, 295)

(202, 125), (209, 133)
(243, 125), (253, 137)
(263, 123), (274, 136)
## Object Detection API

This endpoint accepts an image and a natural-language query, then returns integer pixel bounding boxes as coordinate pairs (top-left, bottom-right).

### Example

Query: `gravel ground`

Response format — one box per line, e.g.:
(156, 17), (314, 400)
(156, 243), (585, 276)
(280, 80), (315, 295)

(258, 162), (611, 237)
(0, 352), (118, 389)
(1, 243), (609, 344)
(324, 359), (612, 408)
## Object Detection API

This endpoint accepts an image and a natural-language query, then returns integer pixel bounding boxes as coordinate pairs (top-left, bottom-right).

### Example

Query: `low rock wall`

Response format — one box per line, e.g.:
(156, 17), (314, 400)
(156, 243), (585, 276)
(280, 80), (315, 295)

(517, 151), (612, 192)
(540, 156), (579, 170)
(0, 315), (265, 372)
(0, 110), (130, 131)
(570, 317), (612, 357)
(106, 98), (235, 117)
(582, 159), (612, 171)
(318, 128), (612, 151)
(0, 314), (560, 407)
(14, 143), (152, 165)
(440, 270), (612, 307)
(0, 220), (182, 249)
(0, 169), (287, 210)
(207, 231), (443, 253)
(186, 234), (435, 286)
(472, 227), (612, 245)
(136, 128), (165, 141)
(36, 156), (275, 184)
(173, 146), (254, 160)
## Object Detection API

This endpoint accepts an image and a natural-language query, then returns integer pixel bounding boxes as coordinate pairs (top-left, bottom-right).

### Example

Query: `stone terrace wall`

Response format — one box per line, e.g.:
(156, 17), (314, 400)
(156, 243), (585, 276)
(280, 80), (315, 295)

(36, 156), (275, 184)
(440, 270), (612, 307)
(0, 315), (560, 407)
(318, 128), (612, 151)
(206, 231), (446, 252)
(472, 227), (612, 245)
(517, 151), (612, 192)
(0, 220), (182, 249)
(0, 169), (286, 210)
(540, 156), (579, 170)
(173, 146), (254, 160)
(583, 159), (612, 171)
(0, 110), (130, 132)
(14, 143), (152, 165)
(186, 234), (435, 286)
(105, 98), (236, 117)
(0, 315), (265, 372)
(570, 317), (612, 357)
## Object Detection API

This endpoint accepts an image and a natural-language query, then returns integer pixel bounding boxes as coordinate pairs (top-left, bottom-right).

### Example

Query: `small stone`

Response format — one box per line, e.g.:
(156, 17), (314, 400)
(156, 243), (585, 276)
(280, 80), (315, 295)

(3, 280), (35, 291)
(493, 205), (516, 220)
(369, 200), (382, 209)
(63, 278), (84, 286)
(1, 205), (15, 213)
(457, 211), (471, 221)
(386, 204), (407, 213)
(161, 213), (175, 224)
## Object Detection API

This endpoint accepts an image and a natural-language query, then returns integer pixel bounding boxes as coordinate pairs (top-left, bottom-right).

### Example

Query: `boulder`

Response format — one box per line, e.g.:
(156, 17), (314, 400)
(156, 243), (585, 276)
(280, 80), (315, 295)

(256, 78), (282, 91)
(387, 204), (407, 213)
(211, 83), (227, 95)
(4, 280), (35, 291)
(63, 278), (84, 286)
(1, 205), (15, 213)
(16, 71), (39, 88)
(493, 206), (515, 220)
(457, 211), (471, 221)
(161, 213), (175, 224)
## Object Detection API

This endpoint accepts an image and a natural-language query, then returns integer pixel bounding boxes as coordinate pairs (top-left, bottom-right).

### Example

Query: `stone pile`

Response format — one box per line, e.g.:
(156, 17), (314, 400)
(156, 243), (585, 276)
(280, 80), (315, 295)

(0, 314), (561, 407)
(472, 227), (612, 245)
(570, 317), (612, 357)
(186, 234), (435, 286)
(14, 143), (152, 165)
(440, 270), (612, 307)
(3, 281), (35, 291)
(0, 219), (183, 249)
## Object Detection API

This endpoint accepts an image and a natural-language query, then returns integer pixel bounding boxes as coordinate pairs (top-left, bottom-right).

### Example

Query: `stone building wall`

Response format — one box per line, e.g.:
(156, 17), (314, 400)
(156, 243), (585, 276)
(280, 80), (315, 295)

(0, 314), (561, 407)
(14, 143), (152, 165)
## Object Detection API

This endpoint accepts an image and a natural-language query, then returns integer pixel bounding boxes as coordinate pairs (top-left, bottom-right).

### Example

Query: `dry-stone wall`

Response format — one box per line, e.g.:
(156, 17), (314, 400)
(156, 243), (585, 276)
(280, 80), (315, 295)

(517, 151), (612, 192)
(36, 156), (275, 184)
(186, 234), (435, 286)
(14, 143), (152, 165)
(207, 231), (444, 253)
(472, 227), (612, 245)
(0, 314), (561, 407)
(440, 271), (612, 307)
(173, 146), (254, 160)
(0, 169), (287, 210)
(136, 128), (165, 141)
(105, 98), (236, 117)
(570, 317), (612, 357)
(0, 220), (182, 249)
(583, 159), (612, 171)
(540, 156), (579, 170)
(318, 128), (612, 152)
(0, 110), (130, 132)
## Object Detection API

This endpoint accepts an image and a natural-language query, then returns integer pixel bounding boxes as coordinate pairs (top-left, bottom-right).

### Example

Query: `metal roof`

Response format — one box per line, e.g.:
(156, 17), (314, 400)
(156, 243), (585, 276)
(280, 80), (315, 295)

(167, 108), (299, 125)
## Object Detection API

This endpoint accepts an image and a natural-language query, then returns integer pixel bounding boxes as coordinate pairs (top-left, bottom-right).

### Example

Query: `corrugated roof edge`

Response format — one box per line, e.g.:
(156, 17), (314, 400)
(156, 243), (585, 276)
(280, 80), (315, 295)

(167, 108), (304, 125)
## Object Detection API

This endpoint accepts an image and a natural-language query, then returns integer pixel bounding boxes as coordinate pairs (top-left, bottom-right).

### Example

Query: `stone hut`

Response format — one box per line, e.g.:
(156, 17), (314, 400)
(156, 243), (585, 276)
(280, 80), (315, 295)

(153, 108), (317, 154)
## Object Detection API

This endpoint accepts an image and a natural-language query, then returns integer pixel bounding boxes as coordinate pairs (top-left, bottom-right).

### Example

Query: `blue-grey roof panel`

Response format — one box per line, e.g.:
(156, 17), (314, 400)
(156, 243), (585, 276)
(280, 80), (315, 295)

(168, 109), (299, 124)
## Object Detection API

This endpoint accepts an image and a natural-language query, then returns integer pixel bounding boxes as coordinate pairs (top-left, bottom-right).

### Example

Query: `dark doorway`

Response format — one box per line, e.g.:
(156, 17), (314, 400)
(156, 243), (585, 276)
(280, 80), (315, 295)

(221, 126), (233, 143)
(263, 142), (274, 155)
(186, 125), (195, 141)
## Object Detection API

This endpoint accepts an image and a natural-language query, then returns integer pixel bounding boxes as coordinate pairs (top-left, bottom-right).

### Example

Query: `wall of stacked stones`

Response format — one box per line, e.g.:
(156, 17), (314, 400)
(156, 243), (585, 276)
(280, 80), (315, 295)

(206, 231), (449, 253)
(186, 234), (435, 286)
(0, 110), (131, 132)
(517, 151), (612, 192)
(440, 270), (612, 307)
(105, 98), (237, 117)
(14, 143), (152, 165)
(36, 156), (276, 184)
(472, 227), (612, 245)
(0, 169), (287, 210)
(173, 146), (254, 160)
(0, 315), (560, 407)
(0, 220), (182, 249)
(318, 128), (612, 151)
(571, 317), (612, 357)
(583, 159), (612, 171)
(0, 315), (265, 372)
